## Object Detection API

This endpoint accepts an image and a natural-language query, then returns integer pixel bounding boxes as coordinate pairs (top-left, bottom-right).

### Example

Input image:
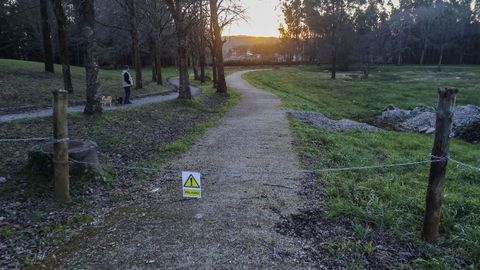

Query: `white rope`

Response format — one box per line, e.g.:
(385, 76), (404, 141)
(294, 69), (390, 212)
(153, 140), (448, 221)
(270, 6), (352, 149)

(0, 137), (70, 143)
(315, 158), (444, 173)
(68, 156), (444, 175)
(69, 158), (179, 174)
(449, 158), (480, 171)
(0, 137), (51, 142)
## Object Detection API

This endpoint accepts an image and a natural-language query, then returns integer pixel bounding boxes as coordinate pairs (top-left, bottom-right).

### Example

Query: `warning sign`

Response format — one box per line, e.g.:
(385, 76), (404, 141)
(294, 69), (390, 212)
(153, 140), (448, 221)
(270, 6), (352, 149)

(182, 172), (201, 198)
(184, 174), (200, 188)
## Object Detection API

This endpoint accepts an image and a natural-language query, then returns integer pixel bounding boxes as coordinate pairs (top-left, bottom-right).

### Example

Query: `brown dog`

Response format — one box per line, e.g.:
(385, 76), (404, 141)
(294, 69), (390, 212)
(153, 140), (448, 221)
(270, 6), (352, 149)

(100, 96), (113, 107)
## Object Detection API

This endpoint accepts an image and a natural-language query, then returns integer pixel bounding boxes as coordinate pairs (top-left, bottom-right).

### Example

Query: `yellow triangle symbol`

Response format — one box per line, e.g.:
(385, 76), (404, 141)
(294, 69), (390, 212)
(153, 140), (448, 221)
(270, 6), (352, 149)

(184, 175), (200, 188)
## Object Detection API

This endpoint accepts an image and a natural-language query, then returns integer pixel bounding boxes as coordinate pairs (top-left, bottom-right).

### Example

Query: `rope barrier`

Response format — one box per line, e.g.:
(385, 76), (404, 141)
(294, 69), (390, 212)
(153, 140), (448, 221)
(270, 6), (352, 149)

(0, 137), (51, 142)
(66, 156), (448, 176)
(449, 158), (480, 171)
(2, 137), (478, 175)
(0, 137), (69, 143)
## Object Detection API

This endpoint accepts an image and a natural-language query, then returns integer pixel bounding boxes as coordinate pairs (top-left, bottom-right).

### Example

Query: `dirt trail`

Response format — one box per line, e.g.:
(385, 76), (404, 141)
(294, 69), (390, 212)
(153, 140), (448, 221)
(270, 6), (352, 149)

(40, 71), (311, 269)
(0, 78), (200, 123)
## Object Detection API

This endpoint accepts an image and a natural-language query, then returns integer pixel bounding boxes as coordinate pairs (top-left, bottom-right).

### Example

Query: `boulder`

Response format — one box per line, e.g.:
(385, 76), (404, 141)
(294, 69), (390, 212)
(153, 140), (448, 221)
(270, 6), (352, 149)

(456, 120), (480, 143)
(379, 109), (411, 124)
(453, 105), (480, 133)
(398, 111), (436, 133)
(377, 104), (480, 139)
(28, 140), (101, 182)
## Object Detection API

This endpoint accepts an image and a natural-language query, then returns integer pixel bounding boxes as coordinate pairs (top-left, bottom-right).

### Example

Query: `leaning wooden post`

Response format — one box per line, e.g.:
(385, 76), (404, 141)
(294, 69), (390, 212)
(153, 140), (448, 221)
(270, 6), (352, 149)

(53, 90), (70, 203)
(423, 87), (458, 242)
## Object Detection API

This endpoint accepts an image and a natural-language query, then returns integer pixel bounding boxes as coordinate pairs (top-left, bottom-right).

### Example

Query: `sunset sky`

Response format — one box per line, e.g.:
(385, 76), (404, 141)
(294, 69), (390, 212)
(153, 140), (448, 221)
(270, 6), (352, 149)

(225, 0), (283, 37)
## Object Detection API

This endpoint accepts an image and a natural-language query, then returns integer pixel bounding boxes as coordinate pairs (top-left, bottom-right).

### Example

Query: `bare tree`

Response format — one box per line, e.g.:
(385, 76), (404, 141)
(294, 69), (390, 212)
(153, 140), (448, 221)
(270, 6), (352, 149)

(77, 0), (103, 114)
(209, 0), (245, 93)
(125, 0), (143, 89)
(52, 0), (73, 92)
(40, 0), (55, 72)
(209, 0), (226, 93)
(164, 0), (193, 99)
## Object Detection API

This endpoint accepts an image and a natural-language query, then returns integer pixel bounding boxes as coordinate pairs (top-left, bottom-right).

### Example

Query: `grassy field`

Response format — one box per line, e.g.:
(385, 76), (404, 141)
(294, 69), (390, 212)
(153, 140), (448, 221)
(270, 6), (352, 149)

(245, 65), (480, 120)
(0, 59), (177, 109)
(0, 75), (239, 268)
(245, 66), (480, 269)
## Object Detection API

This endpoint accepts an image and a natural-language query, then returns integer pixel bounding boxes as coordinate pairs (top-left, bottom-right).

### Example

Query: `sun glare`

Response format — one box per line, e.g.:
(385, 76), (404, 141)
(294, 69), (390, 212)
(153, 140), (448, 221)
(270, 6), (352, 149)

(225, 0), (282, 37)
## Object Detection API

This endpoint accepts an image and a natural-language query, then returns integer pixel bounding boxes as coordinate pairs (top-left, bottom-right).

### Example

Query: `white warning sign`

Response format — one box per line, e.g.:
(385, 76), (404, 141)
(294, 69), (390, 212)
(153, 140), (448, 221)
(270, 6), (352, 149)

(182, 171), (201, 198)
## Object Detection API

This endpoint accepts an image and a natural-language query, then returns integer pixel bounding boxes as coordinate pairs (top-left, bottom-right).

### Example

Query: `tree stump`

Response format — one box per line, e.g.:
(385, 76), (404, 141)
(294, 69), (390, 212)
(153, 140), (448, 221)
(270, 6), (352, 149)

(28, 140), (101, 182)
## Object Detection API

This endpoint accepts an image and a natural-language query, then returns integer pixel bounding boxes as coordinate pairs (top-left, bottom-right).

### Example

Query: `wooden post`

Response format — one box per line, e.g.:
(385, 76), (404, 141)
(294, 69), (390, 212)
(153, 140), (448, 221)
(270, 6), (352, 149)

(423, 87), (458, 242)
(53, 90), (70, 203)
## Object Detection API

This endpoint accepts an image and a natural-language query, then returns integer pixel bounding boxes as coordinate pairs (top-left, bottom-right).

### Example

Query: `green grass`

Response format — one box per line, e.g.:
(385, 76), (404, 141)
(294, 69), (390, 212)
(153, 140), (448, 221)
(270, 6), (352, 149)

(244, 66), (480, 120)
(0, 59), (177, 108)
(245, 66), (480, 268)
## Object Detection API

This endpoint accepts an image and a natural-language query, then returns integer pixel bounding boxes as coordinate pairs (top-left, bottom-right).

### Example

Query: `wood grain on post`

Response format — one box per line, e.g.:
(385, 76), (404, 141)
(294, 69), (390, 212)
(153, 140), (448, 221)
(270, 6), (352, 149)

(53, 90), (70, 203)
(423, 86), (458, 242)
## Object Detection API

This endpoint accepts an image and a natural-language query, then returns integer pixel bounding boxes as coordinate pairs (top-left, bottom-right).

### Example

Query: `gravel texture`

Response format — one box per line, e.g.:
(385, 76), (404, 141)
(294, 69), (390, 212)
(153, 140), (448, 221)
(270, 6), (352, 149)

(39, 71), (313, 269)
(378, 104), (480, 136)
(288, 110), (382, 132)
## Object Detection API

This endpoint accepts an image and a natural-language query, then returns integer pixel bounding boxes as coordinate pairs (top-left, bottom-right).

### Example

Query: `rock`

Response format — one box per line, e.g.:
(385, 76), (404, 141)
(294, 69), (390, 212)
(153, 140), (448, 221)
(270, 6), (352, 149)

(398, 111), (436, 132)
(0, 177), (6, 183)
(456, 119), (480, 143)
(453, 105), (480, 133)
(378, 104), (480, 140)
(379, 109), (411, 124)
(425, 128), (436, 134)
(28, 140), (102, 182)
(383, 104), (397, 111)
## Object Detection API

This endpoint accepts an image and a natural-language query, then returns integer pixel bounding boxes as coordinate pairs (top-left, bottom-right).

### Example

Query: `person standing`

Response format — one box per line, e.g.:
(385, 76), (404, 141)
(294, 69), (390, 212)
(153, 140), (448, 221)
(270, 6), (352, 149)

(122, 65), (134, 104)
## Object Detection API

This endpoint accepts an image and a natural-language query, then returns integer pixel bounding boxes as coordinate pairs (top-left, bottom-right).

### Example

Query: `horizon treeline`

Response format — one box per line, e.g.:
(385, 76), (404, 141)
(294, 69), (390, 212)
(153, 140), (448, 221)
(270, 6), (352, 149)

(279, 0), (480, 77)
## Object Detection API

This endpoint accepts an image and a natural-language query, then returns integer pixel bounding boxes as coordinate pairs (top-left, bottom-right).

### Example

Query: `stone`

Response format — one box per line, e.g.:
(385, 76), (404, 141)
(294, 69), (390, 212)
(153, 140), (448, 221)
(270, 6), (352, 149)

(378, 104), (480, 139)
(456, 119), (480, 143)
(425, 128), (436, 134)
(0, 177), (6, 183)
(398, 111), (436, 132)
(378, 108), (411, 124)
(383, 104), (397, 111)
(453, 105), (480, 133)
(28, 140), (102, 182)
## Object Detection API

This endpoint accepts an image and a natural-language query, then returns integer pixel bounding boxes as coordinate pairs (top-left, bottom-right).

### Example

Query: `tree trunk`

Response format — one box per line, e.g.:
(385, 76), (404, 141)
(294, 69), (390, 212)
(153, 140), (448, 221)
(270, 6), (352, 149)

(155, 39), (163, 85)
(420, 41), (427, 65)
(331, 44), (337, 79)
(199, 47), (206, 83)
(209, 32), (218, 88)
(198, 0), (206, 83)
(437, 46), (444, 72)
(192, 53), (199, 81)
(176, 17), (191, 98)
(211, 48), (218, 88)
(210, 0), (227, 94)
(52, 0), (73, 93)
(127, 0), (143, 89)
(78, 0), (102, 115)
(150, 37), (157, 82)
(438, 46), (444, 67)
(40, 0), (54, 73)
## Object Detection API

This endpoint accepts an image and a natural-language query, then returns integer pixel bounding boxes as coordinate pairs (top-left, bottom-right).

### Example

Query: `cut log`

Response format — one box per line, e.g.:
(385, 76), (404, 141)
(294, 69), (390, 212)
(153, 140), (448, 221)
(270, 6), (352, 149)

(28, 140), (101, 182)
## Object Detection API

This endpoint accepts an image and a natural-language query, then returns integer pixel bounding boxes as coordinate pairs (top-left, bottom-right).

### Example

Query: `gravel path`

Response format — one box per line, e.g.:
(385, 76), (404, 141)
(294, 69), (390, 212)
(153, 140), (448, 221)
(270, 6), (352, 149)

(41, 70), (311, 269)
(0, 77), (201, 123)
